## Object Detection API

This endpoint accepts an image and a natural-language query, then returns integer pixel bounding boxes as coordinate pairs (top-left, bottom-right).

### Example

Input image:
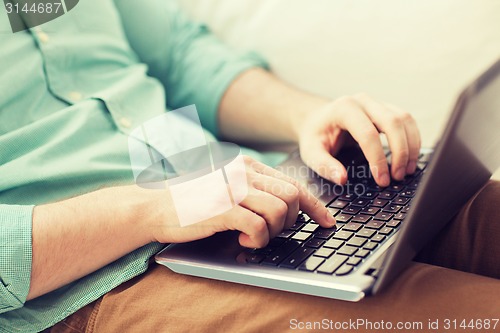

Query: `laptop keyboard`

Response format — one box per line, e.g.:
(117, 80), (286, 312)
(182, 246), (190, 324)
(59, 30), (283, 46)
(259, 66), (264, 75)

(244, 152), (432, 277)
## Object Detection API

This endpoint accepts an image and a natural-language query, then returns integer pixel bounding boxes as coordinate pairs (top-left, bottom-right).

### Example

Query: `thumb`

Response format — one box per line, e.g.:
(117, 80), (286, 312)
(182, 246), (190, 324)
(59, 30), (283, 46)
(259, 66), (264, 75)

(300, 143), (348, 185)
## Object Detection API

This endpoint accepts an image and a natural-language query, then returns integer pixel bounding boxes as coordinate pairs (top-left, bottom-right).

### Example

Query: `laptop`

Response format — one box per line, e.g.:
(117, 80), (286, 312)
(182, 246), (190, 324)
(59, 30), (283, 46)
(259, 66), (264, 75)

(155, 58), (500, 301)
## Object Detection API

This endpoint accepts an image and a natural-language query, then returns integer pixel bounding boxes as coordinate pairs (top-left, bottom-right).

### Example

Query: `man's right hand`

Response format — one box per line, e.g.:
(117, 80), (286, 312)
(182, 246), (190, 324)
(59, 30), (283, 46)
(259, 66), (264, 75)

(151, 156), (336, 248)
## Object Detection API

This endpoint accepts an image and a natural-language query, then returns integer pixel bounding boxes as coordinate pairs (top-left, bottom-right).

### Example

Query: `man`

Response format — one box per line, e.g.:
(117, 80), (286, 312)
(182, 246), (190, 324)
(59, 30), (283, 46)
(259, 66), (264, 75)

(1, 1), (499, 332)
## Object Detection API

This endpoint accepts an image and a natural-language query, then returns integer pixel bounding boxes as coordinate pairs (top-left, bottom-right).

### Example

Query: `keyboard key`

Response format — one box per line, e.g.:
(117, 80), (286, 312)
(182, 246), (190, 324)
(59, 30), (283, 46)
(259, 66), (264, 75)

(387, 184), (405, 192)
(417, 161), (427, 170)
(372, 198), (389, 207)
(342, 206), (361, 215)
(393, 196), (410, 205)
(357, 228), (376, 238)
(263, 238), (301, 265)
(351, 214), (372, 223)
(371, 234), (386, 243)
(328, 199), (349, 209)
(361, 206), (380, 215)
(382, 204), (403, 213)
(261, 254), (286, 266)
(314, 227), (337, 239)
(334, 264), (353, 276)
(246, 253), (265, 264)
(403, 206), (411, 213)
(251, 246), (274, 255)
(346, 236), (367, 248)
(332, 230), (354, 241)
(400, 189), (416, 197)
(324, 239), (344, 249)
(289, 222), (305, 231)
(351, 198), (370, 207)
(359, 191), (377, 199)
(277, 230), (294, 238)
(368, 184), (383, 191)
(355, 249), (371, 258)
(342, 222), (363, 232)
(335, 213), (352, 223)
(379, 227), (393, 235)
(335, 222), (347, 230)
(378, 191), (396, 200)
(419, 153), (433, 163)
(267, 237), (286, 248)
(301, 223), (319, 233)
(337, 245), (358, 256)
(364, 242), (379, 251)
(292, 231), (312, 242)
(314, 247), (335, 258)
(304, 238), (325, 249)
(296, 213), (308, 223)
(408, 180), (420, 189)
(328, 207), (340, 216)
(298, 256), (325, 271)
(347, 257), (362, 266)
(374, 212), (393, 221)
(365, 220), (385, 230)
(317, 255), (348, 274)
(338, 193), (357, 201)
(280, 247), (315, 268)
(394, 212), (406, 220)
(386, 219), (401, 228)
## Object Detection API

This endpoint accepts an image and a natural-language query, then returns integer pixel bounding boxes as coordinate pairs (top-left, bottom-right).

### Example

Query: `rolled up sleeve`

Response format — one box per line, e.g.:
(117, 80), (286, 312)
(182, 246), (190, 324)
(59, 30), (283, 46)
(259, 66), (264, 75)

(0, 205), (33, 314)
(114, 0), (269, 136)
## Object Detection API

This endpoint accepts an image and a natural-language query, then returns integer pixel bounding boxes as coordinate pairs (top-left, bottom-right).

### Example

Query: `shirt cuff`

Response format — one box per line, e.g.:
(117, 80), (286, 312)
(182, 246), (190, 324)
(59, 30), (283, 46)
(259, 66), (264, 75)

(0, 205), (33, 313)
(198, 51), (270, 136)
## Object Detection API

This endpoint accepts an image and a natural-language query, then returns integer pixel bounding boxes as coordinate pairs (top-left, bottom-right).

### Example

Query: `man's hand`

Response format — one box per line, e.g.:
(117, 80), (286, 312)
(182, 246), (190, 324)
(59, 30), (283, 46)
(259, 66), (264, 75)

(219, 69), (421, 187)
(30, 159), (332, 299)
(152, 156), (336, 248)
(297, 94), (421, 186)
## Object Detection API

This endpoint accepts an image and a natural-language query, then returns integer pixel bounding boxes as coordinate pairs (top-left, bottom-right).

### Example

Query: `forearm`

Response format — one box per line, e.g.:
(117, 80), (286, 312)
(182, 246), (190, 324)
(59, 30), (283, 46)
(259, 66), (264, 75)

(28, 185), (161, 300)
(218, 68), (329, 144)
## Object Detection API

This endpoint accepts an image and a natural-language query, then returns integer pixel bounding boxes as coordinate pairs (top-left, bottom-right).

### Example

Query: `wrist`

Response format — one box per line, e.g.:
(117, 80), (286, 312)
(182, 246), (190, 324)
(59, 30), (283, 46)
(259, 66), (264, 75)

(107, 185), (162, 245)
(116, 184), (178, 244)
(289, 97), (329, 142)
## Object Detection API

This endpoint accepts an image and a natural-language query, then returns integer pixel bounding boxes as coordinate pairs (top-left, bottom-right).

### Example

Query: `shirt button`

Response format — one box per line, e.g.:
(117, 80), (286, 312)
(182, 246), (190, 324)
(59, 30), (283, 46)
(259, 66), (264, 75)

(119, 117), (132, 128)
(68, 91), (83, 102)
(37, 31), (50, 44)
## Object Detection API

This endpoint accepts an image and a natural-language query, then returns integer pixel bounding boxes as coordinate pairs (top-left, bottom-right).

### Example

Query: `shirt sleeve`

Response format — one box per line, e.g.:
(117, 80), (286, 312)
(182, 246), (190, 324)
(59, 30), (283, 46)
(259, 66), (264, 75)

(113, 0), (269, 136)
(0, 205), (33, 314)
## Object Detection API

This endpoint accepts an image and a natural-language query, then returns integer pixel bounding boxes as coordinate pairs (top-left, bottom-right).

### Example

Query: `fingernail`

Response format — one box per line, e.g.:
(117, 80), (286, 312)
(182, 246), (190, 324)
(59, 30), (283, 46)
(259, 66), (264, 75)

(406, 160), (417, 174)
(395, 167), (405, 180)
(326, 211), (336, 227)
(380, 173), (390, 186)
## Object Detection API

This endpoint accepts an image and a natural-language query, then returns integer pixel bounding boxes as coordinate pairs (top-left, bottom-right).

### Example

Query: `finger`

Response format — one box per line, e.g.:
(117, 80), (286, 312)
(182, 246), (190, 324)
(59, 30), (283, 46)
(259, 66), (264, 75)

(385, 103), (421, 174)
(239, 187), (287, 238)
(335, 105), (390, 186)
(251, 172), (300, 230)
(300, 140), (348, 185)
(223, 205), (270, 248)
(250, 161), (336, 228)
(356, 98), (409, 181)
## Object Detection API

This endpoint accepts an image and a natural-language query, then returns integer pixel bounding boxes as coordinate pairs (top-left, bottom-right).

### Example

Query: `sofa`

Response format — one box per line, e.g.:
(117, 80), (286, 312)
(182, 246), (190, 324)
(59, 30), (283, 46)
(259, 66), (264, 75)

(178, 0), (500, 178)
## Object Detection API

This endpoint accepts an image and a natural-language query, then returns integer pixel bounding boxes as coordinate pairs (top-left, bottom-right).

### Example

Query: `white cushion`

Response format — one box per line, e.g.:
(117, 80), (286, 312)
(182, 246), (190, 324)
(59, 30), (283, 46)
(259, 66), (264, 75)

(178, 0), (500, 148)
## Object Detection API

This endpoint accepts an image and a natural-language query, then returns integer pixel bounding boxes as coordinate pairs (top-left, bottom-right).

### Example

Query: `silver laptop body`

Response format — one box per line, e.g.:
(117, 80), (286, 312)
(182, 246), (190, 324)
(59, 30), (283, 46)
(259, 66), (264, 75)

(155, 59), (500, 301)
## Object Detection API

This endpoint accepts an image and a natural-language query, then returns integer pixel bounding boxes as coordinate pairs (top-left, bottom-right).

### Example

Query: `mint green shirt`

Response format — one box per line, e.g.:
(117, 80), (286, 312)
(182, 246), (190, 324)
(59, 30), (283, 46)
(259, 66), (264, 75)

(0, 1), (282, 331)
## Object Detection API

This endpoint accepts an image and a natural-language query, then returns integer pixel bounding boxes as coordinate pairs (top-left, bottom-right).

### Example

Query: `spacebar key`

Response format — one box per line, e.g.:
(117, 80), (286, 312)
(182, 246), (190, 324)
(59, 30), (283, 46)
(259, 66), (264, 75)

(317, 255), (348, 274)
(262, 240), (301, 266)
